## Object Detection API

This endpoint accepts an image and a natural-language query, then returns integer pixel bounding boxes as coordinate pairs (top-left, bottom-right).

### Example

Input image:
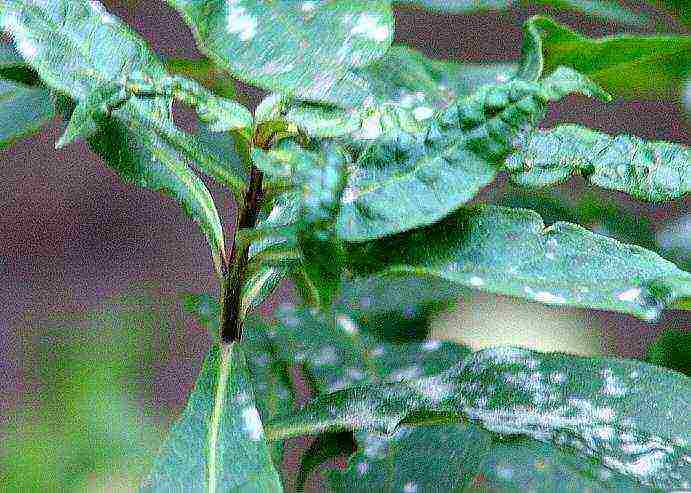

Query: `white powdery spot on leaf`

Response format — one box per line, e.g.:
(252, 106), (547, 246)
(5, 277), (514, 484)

(403, 481), (418, 493)
(525, 286), (566, 304)
(226, 4), (258, 42)
(356, 113), (383, 140)
(601, 369), (628, 397)
(356, 461), (369, 477)
(300, 1), (317, 13)
(349, 13), (390, 42)
(617, 287), (642, 303)
(412, 106), (434, 121)
(469, 276), (485, 287)
(336, 314), (359, 335)
(241, 406), (264, 441)
(422, 339), (442, 351)
(314, 345), (339, 366)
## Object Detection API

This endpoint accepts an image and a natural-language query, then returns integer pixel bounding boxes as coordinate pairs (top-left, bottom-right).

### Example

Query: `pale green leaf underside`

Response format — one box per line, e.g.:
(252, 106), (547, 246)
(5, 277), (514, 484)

(273, 345), (691, 490)
(520, 15), (691, 98)
(396, 0), (647, 25)
(141, 344), (283, 492)
(168, 0), (393, 106)
(337, 67), (608, 241)
(0, 79), (55, 149)
(346, 205), (691, 319)
(507, 125), (690, 202)
(1, 0), (227, 275)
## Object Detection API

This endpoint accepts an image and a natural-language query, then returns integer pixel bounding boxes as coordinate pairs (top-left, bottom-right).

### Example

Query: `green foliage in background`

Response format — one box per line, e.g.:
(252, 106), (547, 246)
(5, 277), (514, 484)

(1, 0), (689, 491)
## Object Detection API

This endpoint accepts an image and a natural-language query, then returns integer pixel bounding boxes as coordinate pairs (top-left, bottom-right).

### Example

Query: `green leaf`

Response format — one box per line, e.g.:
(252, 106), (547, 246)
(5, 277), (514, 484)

(395, 0), (648, 26)
(273, 346), (691, 490)
(167, 0), (394, 106)
(261, 308), (640, 490)
(345, 205), (691, 319)
(1, 0), (229, 275)
(646, 329), (691, 377)
(183, 293), (296, 467)
(519, 15), (691, 99)
(506, 125), (690, 202)
(0, 79), (55, 149)
(141, 343), (283, 492)
(257, 46), (516, 139)
(337, 67), (609, 241)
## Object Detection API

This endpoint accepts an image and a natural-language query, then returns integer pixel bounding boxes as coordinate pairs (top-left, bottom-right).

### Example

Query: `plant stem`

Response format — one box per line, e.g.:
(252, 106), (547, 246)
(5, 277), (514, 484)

(220, 164), (264, 343)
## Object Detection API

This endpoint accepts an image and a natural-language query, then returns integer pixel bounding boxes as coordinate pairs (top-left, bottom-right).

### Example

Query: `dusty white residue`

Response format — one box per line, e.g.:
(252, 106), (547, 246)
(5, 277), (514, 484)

(413, 106), (434, 121)
(17, 38), (37, 59)
(241, 406), (264, 441)
(369, 345), (385, 357)
(363, 434), (389, 458)
(496, 73), (510, 83)
(411, 375), (455, 404)
(495, 465), (514, 479)
(314, 345), (339, 366)
(594, 425), (615, 441)
(387, 365), (422, 382)
(469, 276), (485, 287)
(617, 287), (642, 303)
(403, 482), (418, 493)
(349, 13), (390, 42)
(601, 369), (627, 397)
(357, 461), (369, 476)
(524, 286), (566, 304)
(226, 3), (258, 42)
(347, 368), (365, 380)
(422, 339), (442, 351)
(336, 314), (359, 335)
(399, 92), (417, 109)
(549, 372), (566, 385)
(300, 1), (317, 13)
(356, 113), (383, 140)
(90, 0), (116, 24)
(341, 186), (359, 204)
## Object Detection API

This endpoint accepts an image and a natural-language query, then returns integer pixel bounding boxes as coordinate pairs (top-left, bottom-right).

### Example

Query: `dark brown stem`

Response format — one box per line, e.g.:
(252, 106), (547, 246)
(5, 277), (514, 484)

(219, 165), (264, 343)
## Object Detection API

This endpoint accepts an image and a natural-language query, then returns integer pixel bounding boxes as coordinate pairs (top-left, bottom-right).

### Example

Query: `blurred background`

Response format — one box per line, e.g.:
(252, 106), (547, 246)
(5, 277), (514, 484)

(0, 0), (689, 490)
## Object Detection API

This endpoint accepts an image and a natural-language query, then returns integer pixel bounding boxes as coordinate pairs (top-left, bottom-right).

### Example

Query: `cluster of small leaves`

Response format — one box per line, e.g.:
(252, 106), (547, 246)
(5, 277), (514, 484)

(1, 0), (689, 491)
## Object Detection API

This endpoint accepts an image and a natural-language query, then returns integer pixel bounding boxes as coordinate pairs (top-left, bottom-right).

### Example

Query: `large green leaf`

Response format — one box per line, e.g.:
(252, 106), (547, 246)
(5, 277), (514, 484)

(336, 67), (609, 241)
(345, 205), (691, 319)
(141, 344), (283, 492)
(262, 308), (643, 491)
(396, 0), (648, 25)
(183, 293), (296, 465)
(506, 125), (690, 202)
(0, 79), (55, 149)
(519, 15), (691, 98)
(1, 0), (229, 275)
(0, 43), (55, 149)
(167, 0), (393, 106)
(273, 346), (691, 490)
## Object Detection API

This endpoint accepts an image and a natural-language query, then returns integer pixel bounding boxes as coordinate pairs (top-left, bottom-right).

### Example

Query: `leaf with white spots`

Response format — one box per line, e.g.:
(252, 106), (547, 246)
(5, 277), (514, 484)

(141, 343), (283, 492)
(506, 125), (690, 202)
(1, 0), (229, 276)
(518, 15), (691, 99)
(344, 205), (691, 319)
(272, 346), (691, 490)
(336, 67), (609, 241)
(395, 0), (648, 26)
(167, 0), (393, 106)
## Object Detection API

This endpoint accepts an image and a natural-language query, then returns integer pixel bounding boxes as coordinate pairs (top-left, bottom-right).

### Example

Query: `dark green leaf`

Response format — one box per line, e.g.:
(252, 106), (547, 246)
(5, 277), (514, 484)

(167, 0), (393, 106)
(646, 329), (691, 377)
(0, 79), (55, 149)
(505, 124), (690, 202)
(141, 344), (283, 492)
(519, 15), (691, 98)
(345, 205), (691, 319)
(396, 0), (648, 25)
(1, 0), (229, 275)
(273, 346), (691, 490)
(337, 67), (609, 241)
